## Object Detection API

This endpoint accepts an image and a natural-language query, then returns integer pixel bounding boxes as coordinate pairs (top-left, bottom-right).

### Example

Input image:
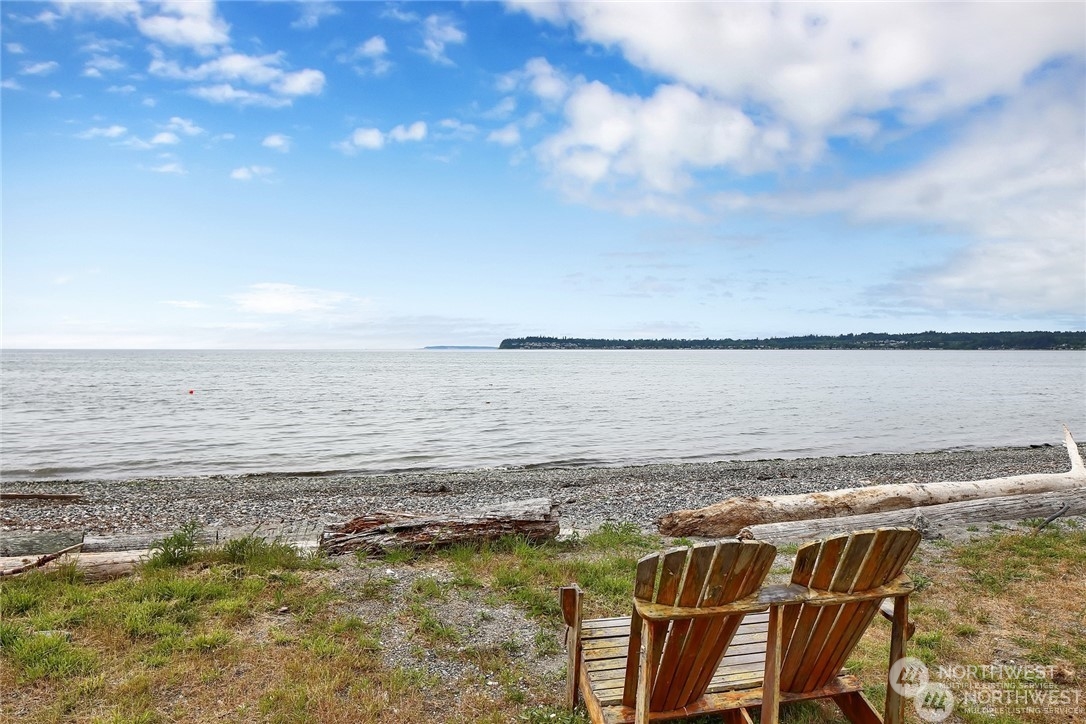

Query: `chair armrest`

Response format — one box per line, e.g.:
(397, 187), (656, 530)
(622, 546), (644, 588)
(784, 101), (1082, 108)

(879, 599), (916, 640)
(560, 585), (582, 628)
(634, 583), (810, 621)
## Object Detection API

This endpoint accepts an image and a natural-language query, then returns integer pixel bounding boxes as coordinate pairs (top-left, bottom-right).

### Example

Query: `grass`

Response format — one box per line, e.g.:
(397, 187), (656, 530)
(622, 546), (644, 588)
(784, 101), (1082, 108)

(3, 520), (1084, 723)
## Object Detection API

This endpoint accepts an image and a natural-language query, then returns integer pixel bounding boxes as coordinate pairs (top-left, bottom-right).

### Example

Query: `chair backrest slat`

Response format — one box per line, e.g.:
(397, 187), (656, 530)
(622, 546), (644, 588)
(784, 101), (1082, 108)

(622, 540), (775, 711)
(779, 528), (921, 693)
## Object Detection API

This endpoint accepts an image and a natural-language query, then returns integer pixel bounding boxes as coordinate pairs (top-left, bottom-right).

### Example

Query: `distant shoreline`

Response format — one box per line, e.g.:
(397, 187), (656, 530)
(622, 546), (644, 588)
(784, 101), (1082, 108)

(499, 331), (1086, 351)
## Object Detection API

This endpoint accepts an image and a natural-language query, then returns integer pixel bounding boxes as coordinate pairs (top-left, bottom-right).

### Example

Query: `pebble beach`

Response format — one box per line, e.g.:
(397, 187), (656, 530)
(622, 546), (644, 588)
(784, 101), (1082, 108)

(2, 442), (1080, 537)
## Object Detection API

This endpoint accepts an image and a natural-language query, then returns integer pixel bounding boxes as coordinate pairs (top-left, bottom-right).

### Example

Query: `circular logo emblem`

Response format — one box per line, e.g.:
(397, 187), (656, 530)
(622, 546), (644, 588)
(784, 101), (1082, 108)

(889, 656), (930, 698)
(914, 682), (955, 722)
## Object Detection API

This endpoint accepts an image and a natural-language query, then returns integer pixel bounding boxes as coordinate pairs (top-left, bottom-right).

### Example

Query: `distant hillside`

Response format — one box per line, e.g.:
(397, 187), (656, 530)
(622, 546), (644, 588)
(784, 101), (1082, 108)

(499, 332), (1086, 351)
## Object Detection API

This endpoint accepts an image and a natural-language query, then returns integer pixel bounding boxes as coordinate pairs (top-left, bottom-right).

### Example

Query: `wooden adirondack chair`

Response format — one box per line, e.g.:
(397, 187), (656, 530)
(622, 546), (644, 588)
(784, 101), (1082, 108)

(560, 539), (778, 724)
(771, 527), (922, 724)
(560, 528), (920, 724)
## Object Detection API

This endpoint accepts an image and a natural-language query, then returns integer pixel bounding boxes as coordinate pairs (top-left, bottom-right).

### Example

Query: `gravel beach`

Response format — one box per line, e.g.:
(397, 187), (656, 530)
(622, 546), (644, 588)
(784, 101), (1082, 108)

(2, 442), (1080, 536)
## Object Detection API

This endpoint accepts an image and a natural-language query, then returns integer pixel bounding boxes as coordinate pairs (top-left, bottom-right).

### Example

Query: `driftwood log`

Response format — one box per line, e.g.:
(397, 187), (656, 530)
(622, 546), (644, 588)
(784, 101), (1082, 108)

(737, 488), (1086, 544)
(658, 426), (1085, 537)
(0, 549), (145, 582)
(320, 498), (560, 556)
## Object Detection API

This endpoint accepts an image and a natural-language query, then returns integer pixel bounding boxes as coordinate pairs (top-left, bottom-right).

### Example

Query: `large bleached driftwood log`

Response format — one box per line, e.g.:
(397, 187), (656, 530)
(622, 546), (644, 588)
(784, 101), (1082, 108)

(320, 498), (560, 555)
(658, 426), (1085, 537)
(738, 488), (1086, 543)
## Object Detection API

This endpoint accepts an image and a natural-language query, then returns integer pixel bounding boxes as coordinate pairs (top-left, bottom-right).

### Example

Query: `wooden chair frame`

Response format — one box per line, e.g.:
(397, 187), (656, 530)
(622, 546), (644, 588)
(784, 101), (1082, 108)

(561, 528), (919, 724)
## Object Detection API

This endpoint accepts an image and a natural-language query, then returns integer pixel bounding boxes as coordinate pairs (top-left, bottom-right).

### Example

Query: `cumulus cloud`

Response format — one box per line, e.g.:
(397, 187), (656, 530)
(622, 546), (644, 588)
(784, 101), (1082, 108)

(6, 43), (26, 54)
(147, 161), (185, 174)
(487, 123), (520, 146)
(150, 49), (325, 106)
(727, 82), (1086, 317)
(500, 57), (569, 103)
(83, 54), (124, 77)
(513, 3), (1083, 134)
(262, 133), (291, 152)
(291, 0), (340, 30)
(20, 60), (59, 75)
(137, 0), (229, 51)
(436, 118), (478, 140)
(76, 124), (127, 139)
(540, 81), (789, 196)
(166, 117), (204, 135)
(150, 131), (180, 145)
(388, 121), (426, 142)
(230, 165), (275, 181)
(419, 15), (465, 65)
(339, 35), (392, 75)
(107, 84), (136, 93)
(231, 282), (355, 314)
(336, 121), (427, 154)
(1, 79), (23, 90)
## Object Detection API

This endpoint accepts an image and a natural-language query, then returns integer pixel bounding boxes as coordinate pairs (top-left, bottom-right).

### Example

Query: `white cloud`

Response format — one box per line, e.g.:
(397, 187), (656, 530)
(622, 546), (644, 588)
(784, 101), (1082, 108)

(337, 120), (428, 154)
(230, 165), (275, 181)
(231, 282), (354, 314)
(48, 90), (61, 99)
(339, 35), (392, 75)
(487, 123), (520, 146)
(483, 96), (517, 119)
(540, 81), (788, 196)
(6, 43), (26, 54)
(150, 50), (324, 105)
(151, 131), (180, 145)
(389, 121), (426, 142)
(262, 133), (291, 152)
(84, 54), (124, 76)
(107, 84), (137, 94)
(77, 124), (128, 139)
(190, 83), (291, 108)
(499, 57), (571, 104)
(337, 127), (385, 153)
(2, 79), (23, 91)
(142, 97), (156, 107)
(512, 3), (1084, 135)
(436, 118), (478, 140)
(729, 83), (1085, 318)
(291, 0), (340, 30)
(271, 68), (325, 96)
(20, 60), (59, 75)
(136, 0), (230, 51)
(166, 117), (204, 135)
(418, 15), (465, 65)
(358, 35), (388, 58)
(147, 161), (185, 174)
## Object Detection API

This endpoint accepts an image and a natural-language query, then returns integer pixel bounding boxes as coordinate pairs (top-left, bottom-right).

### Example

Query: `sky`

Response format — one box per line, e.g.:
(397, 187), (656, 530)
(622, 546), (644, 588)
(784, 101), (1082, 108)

(2, 1), (1084, 349)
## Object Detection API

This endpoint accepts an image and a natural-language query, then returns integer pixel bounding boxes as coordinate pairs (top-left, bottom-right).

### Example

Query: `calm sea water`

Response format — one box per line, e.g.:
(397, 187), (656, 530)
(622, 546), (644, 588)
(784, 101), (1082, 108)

(1, 350), (1084, 481)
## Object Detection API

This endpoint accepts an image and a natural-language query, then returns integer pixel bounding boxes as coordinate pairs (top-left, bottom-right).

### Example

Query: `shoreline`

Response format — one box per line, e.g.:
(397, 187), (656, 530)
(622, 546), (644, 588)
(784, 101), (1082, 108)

(2, 443), (1080, 536)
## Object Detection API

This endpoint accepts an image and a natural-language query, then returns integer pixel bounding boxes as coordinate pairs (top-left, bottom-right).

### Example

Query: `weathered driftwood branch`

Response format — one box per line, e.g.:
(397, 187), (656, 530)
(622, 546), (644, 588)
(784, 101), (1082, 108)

(737, 488), (1086, 544)
(0, 542), (84, 577)
(658, 426), (1085, 537)
(319, 498), (560, 556)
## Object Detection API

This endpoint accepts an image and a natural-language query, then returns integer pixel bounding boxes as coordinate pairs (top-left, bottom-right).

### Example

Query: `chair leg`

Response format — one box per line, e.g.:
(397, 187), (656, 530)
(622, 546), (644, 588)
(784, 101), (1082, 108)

(832, 691), (883, 724)
(884, 595), (909, 724)
(721, 708), (755, 724)
(635, 619), (659, 724)
(759, 604), (784, 724)
(560, 586), (583, 709)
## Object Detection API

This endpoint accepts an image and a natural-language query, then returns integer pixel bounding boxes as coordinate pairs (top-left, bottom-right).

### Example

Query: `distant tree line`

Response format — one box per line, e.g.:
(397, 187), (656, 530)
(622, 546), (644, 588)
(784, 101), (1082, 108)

(499, 331), (1086, 350)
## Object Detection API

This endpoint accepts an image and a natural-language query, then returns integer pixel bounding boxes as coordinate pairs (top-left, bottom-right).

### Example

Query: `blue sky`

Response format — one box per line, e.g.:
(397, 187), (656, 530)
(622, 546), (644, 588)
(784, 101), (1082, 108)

(2, 1), (1084, 348)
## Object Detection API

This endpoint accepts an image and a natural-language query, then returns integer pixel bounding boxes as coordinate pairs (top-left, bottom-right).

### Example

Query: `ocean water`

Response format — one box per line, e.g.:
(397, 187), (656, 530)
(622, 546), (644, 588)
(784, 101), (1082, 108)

(1, 349), (1084, 481)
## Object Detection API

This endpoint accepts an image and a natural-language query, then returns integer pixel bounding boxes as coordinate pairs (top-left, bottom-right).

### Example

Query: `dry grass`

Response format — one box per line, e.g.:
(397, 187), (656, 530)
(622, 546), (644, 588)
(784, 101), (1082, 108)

(2, 521), (1083, 723)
